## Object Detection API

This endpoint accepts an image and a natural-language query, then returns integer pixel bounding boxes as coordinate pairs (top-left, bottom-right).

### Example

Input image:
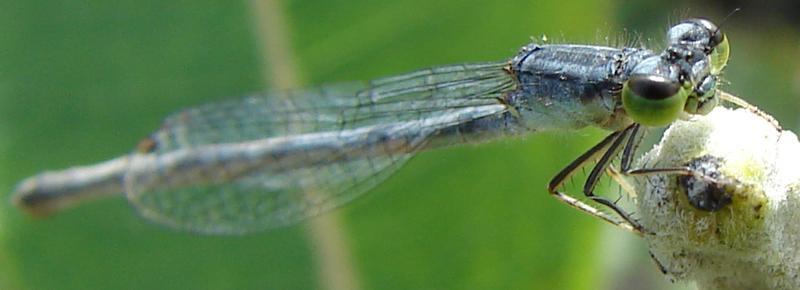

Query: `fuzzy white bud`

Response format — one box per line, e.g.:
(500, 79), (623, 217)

(635, 107), (800, 290)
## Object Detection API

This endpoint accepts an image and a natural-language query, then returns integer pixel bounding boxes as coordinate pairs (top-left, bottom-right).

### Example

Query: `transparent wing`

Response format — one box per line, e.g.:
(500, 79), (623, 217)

(150, 62), (512, 150)
(126, 62), (516, 234)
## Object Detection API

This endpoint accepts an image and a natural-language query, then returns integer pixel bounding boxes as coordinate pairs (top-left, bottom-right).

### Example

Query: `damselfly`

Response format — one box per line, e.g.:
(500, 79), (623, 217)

(12, 18), (753, 235)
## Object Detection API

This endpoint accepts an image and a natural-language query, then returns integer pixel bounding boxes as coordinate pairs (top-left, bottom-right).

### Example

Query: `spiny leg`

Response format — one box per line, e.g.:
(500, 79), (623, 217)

(604, 124), (643, 200)
(719, 91), (781, 130)
(582, 124), (644, 232)
(649, 250), (670, 276)
(605, 166), (637, 200)
(619, 124), (643, 172)
(626, 166), (738, 190)
(547, 125), (643, 236)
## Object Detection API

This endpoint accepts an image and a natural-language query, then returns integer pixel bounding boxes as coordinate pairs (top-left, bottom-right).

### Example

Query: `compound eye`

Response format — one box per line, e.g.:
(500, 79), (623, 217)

(691, 18), (723, 47)
(709, 27), (725, 49)
(684, 18), (729, 73)
(670, 18), (726, 52)
(695, 93), (719, 115)
(622, 74), (689, 127)
(684, 90), (719, 116)
(709, 32), (729, 74)
(629, 75), (680, 100)
(686, 76), (720, 115)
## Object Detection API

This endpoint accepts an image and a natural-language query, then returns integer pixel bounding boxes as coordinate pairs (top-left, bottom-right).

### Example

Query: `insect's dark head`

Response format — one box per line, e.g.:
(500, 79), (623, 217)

(623, 18), (731, 128)
(667, 18), (727, 58)
(678, 155), (733, 212)
(667, 18), (730, 117)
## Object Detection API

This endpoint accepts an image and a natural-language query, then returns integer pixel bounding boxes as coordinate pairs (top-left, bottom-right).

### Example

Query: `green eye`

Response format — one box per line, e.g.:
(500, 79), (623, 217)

(710, 34), (729, 74)
(622, 74), (689, 127)
(685, 90), (719, 115)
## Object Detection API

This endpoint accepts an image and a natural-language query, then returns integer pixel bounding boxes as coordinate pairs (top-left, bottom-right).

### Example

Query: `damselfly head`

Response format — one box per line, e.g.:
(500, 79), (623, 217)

(671, 19), (729, 117)
(621, 18), (730, 127)
(667, 18), (730, 75)
(668, 19), (723, 51)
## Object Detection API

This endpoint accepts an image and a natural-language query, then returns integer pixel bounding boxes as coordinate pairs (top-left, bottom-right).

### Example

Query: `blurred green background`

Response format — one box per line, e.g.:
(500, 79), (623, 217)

(0, 0), (798, 289)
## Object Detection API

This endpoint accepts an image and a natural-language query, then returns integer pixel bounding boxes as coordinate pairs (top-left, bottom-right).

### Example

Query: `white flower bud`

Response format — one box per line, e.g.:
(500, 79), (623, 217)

(635, 107), (800, 290)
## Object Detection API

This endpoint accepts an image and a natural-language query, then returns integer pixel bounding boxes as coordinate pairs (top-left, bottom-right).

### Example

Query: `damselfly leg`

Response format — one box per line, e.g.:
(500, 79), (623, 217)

(548, 123), (646, 235)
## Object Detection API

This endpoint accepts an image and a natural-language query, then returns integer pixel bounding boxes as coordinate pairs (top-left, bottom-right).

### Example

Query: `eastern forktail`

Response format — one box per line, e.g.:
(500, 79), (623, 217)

(12, 18), (747, 235)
